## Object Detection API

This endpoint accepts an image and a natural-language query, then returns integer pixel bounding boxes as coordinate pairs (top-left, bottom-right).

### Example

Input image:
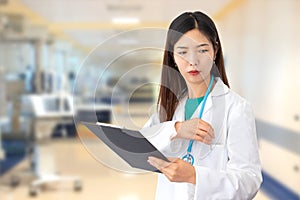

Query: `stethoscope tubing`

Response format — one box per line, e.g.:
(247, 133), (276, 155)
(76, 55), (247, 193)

(182, 74), (214, 165)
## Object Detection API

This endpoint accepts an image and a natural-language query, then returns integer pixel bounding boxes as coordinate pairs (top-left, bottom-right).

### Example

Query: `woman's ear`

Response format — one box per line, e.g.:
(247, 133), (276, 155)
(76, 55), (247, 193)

(214, 51), (218, 61)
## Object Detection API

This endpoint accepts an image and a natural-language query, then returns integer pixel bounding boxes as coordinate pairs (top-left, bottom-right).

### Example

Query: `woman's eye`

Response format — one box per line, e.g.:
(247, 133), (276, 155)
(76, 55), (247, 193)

(177, 51), (187, 55)
(198, 49), (208, 53)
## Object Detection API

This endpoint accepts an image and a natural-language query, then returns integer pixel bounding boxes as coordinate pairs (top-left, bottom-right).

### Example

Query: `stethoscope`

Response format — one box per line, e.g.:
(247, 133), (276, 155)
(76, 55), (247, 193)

(182, 74), (214, 165)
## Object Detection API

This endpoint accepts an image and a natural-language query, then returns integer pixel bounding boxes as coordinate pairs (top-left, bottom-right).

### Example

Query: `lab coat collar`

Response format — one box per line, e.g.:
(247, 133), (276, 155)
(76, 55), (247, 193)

(180, 77), (229, 101)
(179, 77), (229, 100)
(202, 77), (229, 115)
(210, 77), (229, 97)
(178, 77), (229, 119)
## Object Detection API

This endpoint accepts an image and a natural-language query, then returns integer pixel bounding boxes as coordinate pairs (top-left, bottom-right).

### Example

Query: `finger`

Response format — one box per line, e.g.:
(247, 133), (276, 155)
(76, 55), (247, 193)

(193, 134), (212, 144)
(167, 157), (180, 163)
(198, 121), (215, 138)
(197, 125), (214, 139)
(195, 129), (209, 138)
(159, 159), (191, 182)
(197, 123), (209, 132)
(157, 161), (179, 181)
(195, 130), (213, 143)
(148, 157), (171, 170)
(203, 136), (212, 145)
(206, 125), (215, 138)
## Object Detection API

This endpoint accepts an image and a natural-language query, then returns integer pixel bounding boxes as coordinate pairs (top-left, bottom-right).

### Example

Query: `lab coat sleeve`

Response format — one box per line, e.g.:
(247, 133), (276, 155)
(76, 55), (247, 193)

(140, 112), (180, 156)
(194, 101), (262, 200)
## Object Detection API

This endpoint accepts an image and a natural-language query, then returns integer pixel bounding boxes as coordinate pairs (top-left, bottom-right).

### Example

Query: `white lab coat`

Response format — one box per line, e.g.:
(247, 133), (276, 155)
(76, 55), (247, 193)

(141, 77), (262, 200)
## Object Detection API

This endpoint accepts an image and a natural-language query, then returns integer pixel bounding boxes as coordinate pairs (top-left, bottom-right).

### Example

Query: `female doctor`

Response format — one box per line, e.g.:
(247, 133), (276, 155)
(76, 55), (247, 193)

(141, 11), (262, 200)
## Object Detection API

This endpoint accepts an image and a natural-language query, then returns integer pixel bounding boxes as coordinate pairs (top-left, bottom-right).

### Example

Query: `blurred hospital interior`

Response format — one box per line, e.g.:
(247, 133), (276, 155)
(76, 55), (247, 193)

(0, 0), (299, 199)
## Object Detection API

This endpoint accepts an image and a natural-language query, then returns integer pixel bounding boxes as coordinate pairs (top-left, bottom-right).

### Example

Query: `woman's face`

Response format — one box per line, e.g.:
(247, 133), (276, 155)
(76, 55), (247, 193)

(173, 28), (215, 85)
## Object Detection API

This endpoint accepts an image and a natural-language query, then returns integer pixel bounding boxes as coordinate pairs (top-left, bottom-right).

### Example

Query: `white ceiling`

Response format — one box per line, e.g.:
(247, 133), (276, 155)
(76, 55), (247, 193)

(21, 0), (230, 23)
(20, 0), (232, 48)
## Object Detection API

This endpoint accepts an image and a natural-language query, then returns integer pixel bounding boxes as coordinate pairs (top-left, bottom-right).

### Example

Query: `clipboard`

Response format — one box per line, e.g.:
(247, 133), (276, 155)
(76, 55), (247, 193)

(81, 122), (168, 173)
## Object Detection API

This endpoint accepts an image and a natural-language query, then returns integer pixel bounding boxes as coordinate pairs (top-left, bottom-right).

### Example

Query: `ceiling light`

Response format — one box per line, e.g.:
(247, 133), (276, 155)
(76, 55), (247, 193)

(107, 4), (142, 11)
(112, 17), (140, 24)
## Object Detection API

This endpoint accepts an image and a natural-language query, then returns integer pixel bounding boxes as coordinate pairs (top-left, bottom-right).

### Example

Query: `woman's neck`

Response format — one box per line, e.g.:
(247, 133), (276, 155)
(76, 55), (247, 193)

(187, 76), (212, 98)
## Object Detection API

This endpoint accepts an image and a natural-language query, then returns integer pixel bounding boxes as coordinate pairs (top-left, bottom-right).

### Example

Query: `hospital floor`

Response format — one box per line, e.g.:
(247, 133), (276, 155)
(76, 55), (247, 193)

(0, 138), (272, 200)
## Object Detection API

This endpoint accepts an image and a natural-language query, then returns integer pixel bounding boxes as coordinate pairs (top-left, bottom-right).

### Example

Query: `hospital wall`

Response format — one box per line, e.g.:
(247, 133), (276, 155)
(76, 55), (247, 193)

(218, 0), (300, 197)
(1, 0), (299, 198)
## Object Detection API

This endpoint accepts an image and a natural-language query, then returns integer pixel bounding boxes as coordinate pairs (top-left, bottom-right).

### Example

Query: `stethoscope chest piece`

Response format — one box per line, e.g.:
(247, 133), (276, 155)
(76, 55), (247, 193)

(182, 153), (194, 165)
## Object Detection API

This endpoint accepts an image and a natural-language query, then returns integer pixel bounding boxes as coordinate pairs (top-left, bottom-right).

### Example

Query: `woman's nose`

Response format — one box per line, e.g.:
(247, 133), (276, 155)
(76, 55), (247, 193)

(188, 57), (198, 66)
(187, 52), (198, 66)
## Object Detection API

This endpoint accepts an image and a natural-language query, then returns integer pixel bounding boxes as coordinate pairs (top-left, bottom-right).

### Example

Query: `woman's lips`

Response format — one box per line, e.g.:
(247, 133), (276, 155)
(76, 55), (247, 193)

(188, 70), (200, 76)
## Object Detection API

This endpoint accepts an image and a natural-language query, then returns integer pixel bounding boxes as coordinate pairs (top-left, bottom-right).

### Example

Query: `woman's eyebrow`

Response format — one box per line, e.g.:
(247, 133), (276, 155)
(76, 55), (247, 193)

(196, 43), (209, 48)
(175, 46), (188, 49)
(175, 43), (209, 49)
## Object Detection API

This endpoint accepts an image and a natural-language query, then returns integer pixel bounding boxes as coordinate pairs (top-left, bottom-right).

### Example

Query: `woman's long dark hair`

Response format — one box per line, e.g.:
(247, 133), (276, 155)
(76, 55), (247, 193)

(158, 11), (229, 122)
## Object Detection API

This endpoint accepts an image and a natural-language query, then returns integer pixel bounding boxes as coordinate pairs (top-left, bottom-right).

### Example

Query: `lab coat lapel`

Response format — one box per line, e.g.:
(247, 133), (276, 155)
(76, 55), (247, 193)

(203, 78), (229, 116)
(203, 95), (213, 116)
(189, 94), (213, 119)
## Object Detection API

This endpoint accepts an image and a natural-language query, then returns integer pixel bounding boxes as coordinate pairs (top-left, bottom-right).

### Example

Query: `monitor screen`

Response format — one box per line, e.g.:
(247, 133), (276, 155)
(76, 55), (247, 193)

(43, 97), (70, 112)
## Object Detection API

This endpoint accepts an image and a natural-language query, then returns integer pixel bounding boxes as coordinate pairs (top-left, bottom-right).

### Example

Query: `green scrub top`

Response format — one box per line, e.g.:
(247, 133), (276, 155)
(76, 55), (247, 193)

(185, 96), (204, 120)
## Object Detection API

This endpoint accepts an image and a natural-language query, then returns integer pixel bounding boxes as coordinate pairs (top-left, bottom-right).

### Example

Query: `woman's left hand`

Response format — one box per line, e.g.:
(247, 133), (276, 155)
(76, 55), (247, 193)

(148, 157), (196, 184)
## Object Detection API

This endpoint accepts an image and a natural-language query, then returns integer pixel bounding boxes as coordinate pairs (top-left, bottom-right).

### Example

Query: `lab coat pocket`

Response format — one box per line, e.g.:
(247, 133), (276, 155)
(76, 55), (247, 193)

(197, 144), (226, 170)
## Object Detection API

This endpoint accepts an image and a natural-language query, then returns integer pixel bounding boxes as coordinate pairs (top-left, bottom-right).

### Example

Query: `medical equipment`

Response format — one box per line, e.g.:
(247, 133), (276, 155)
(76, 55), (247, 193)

(181, 74), (214, 165)
(21, 94), (82, 196)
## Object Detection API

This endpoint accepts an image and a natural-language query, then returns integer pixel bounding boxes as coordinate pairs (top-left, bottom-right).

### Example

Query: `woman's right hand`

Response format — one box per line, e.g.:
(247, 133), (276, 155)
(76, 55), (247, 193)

(174, 118), (214, 144)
